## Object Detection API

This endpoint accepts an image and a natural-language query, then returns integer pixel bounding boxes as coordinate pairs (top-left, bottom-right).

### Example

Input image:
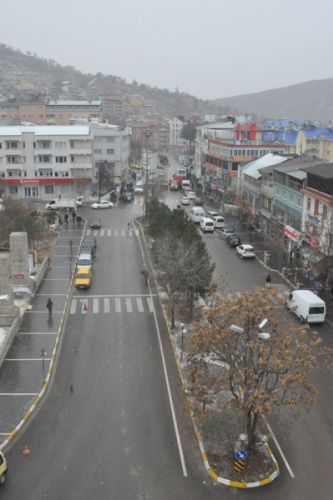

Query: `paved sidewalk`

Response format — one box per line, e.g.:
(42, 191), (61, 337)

(0, 222), (83, 448)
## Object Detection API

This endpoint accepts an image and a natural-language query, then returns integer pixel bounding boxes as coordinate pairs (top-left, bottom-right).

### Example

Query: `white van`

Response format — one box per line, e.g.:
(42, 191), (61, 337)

(287, 290), (326, 324)
(213, 215), (225, 229)
(189, 206), (205, 223)
(181, 180), (191, 192)
(200, 217), (215, 233)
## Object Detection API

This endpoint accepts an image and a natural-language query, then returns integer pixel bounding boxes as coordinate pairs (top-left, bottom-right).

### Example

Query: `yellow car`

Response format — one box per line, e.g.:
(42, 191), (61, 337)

(75, 266), (92, 289)
(0, 450), (8, 485)
(180, 196), (190, 206)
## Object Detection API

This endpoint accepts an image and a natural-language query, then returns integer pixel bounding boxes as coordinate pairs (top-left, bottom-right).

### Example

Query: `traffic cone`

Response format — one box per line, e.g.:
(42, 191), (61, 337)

(22, 445), (30, 456)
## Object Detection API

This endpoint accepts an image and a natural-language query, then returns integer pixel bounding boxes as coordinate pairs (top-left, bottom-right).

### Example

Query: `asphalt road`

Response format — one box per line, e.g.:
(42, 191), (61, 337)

(2, 200), (229, 499)
(2, 155), (333, 498)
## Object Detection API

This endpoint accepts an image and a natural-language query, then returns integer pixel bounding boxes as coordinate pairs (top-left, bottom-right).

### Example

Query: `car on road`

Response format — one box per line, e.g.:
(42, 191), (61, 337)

(185, 191), (196, 200)
(206, 210), (219, 220)
(134, 185), (144, 194)
(200, 217), (215, 233)
(219, 227), (235, 240)
(193, 197), (203, 206)
(236, 244), (256, 259)
(89, 218), (101, 229)
(77, 253), (93, 269)
(226, 235), (241, 248)
(76, 196), (83, 207)
(212, 215), (225, 229)
(180, 196), (190, 206)
(82, 235), (97, 251)
(75, 266), (92, 289)
(91, 200), (113, 209)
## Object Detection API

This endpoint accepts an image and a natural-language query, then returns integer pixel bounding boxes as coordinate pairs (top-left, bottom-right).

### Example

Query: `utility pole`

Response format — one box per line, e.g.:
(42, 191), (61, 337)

(144, 130), (150, 221)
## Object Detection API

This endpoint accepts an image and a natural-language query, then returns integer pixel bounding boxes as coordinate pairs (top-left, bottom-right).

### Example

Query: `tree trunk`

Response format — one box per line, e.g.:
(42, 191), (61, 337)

(246, 408), (259, 452)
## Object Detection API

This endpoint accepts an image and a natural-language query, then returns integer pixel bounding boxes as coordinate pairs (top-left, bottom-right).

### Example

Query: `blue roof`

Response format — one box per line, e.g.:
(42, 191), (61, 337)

(262, 129), (298, 145)
(261, 119), (305, 129)
(303, 127), (333, 139)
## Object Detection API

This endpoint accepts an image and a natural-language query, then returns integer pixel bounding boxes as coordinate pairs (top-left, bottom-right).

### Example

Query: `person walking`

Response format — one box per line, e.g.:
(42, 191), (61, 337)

(64, 213), (69, 227)
(46, 298), (54, 319)
(72, 210), (76, 223)
(265, 273), (272, 287)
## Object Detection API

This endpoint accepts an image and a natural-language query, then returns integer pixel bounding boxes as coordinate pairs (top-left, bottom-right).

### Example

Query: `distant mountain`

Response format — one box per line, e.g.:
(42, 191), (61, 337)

(211, 78), (333, 122)
(0, 43), (214, 120)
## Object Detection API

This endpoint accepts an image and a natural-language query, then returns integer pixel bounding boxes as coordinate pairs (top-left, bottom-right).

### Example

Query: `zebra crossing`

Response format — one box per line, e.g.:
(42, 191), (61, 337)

(85, 228), (139, 237)
(70, 295), (155, 315)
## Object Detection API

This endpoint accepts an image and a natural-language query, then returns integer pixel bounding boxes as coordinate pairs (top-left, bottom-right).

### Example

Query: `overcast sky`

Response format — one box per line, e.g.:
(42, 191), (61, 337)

(2, 0), (333, 100)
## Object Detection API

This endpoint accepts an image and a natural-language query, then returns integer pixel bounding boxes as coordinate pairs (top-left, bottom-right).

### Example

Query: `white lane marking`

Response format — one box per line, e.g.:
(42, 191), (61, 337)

(136, 297), (144, 312)
(93, 298), (99, 314)
(263, 415), (295, 478)
(72, 294), (155, 298)
(104, 298), (110, 313)
(0, 393), (39, 396)
(121, 229), (126, 237)
(6, 358), (52, 362)
(100, 229), (105, 236)
(36, 293), (67, 296)
(70, 299), (77, 314)
(137, 230), (187, 476)
(115, 298), (121, 312)
(0, 433), (10, 436)
(125, 298), (132, 312)
(107, 229), (111, 236)
(147, 297), (154, 312)
(43, 278), (68, 281)
(18, 332), (57, 335)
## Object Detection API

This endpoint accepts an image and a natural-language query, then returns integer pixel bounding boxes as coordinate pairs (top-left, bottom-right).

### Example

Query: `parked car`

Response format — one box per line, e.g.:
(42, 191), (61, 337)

(75, 266), (92, 289)
(236, 244), (256, 259)
(89, 218), (101, 229)
(180, 196), (190, 206)
(77, 253), (93, 269)
(219, 227), (235, 240)
(76, 196), (83, 207)
(286, 289), (326, 324)
(81, 240), (96, 258)
(212, 215), (225, 229)
(185, 191), (196, 200)
(134, 185), (144, 194)
(91, 200), (113, 209)
(200, 217), (215, 233)
(206, 210), (219, 220)
(83, 235), (97, 251)
(226, 235), (241, 248)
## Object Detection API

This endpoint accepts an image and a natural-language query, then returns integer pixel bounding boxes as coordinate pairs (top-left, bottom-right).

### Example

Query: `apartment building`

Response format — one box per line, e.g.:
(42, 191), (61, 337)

(169, 116), (187, 148)
(0, 124), (131, 201)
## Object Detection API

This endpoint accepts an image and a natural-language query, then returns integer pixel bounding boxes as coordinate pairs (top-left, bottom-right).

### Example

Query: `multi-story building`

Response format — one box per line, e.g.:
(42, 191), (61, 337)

(301, 163), (333, 260)
(46, 100), (102, 125)
(195, 121), (288, 204)
(0, 98), (103, 126)
(102, 96), (123, 122)
(169, 116), (187, 148)
(0, 124), (131, 201)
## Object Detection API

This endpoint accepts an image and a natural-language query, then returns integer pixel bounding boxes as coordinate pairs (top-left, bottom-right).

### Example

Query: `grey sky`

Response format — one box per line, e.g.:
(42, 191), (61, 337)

(2, 0), (333, 100)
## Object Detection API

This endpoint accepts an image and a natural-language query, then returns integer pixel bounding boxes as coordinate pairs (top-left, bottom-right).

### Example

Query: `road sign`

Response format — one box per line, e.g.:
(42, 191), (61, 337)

(235, 449), (247, 460)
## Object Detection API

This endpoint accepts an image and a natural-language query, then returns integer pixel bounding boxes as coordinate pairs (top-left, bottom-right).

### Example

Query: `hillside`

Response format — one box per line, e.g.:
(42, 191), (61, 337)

(0, 43), (213, 119)
(212, 78), (333, 122)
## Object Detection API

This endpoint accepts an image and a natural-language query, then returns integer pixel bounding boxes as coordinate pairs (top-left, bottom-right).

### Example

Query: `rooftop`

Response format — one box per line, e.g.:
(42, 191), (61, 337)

(0, 125), (90, 136)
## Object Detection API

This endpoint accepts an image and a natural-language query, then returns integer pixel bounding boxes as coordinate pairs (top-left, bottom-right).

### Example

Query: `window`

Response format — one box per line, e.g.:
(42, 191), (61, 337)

(56, 156), (67, 163)
(38, 155), (51, 163)
(314, 199), (319, 215)
(106, 149), (114, 155)
(307, 197), (311, 211)
(9, 186), (18, 194)
(55, 141), (66, 149)
(94, 149), (102, 154)
(5, 141), (19, 149)
(322, 204), (327, 220)
(45, 185), (54, 194)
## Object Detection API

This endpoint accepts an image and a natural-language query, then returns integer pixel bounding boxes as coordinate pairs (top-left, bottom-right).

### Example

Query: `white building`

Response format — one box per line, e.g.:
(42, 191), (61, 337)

(169, 116), (187, 148)
(0, 124), (131, 201)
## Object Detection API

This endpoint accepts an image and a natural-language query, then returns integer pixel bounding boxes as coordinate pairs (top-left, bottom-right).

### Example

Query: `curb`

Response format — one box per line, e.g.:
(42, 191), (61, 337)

(0, 222), (87, 452)
(137, 223), (280, 489)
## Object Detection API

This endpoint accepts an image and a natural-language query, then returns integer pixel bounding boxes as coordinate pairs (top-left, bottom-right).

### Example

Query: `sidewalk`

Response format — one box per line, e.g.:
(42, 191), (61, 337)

(0, 221), (84, 450)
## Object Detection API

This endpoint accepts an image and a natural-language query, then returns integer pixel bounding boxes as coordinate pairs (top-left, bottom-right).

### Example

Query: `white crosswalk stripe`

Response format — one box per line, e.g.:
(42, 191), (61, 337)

(85, 229), (139, 237)
(69, 296), (154, 314)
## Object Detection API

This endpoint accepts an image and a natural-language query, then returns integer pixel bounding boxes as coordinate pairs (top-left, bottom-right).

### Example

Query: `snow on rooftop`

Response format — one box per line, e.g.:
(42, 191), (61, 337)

(0, 125), (90, 136)
(243, 153), (288, 179)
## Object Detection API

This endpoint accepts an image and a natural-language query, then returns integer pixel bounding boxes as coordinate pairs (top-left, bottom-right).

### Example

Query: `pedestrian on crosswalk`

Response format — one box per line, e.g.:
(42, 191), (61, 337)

(46, 298), (54, 319)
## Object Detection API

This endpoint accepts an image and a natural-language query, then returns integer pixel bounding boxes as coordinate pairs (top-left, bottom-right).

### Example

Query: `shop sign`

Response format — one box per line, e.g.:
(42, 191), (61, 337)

(284, 225), (301, 241)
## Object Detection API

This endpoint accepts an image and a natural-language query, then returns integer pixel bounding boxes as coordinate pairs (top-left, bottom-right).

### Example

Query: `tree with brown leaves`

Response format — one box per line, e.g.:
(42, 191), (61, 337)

(189, 286), (331, 452)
